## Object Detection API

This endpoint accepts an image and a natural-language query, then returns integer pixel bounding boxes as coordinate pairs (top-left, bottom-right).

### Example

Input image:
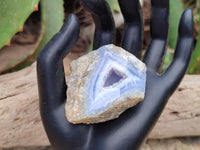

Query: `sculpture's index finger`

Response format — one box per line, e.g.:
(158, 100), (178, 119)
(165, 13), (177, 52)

(150, 0), (169, 39)
(118, 0), (143, 58)
(80, 0), (115, 49)
(143, 0), (169, 71)
(118, 0), (142, 23)
(151, 0), (169, 8)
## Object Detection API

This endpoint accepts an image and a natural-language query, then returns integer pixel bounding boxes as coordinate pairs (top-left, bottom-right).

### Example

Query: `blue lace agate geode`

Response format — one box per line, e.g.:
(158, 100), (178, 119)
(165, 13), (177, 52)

(65, 44), (146, 124)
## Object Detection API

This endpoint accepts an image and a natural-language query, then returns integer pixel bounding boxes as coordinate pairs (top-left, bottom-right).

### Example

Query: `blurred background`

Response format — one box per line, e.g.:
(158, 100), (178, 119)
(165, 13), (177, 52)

(0, 0), (200, 74)
(0, 0), (200, 150)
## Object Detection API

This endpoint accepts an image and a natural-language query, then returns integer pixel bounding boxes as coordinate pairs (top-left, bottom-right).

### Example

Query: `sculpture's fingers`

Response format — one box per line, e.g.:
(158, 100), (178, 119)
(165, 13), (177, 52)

(80, 0), (115, 49)
(118, 0), (143, 58)
(37, 14), (79, 111)
(162, 9), (193, 89)
(143, 0), (169, 72)
(95, 9), (193, 150)
(37, 15), (91, 149)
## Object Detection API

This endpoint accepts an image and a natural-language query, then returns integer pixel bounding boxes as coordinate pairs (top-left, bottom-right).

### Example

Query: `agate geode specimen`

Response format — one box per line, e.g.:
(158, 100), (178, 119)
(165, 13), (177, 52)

(65, 44), (146, 124)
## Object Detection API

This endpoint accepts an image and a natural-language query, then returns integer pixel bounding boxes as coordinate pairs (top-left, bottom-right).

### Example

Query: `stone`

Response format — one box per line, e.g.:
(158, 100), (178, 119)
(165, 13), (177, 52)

(65, 44), (146, 124)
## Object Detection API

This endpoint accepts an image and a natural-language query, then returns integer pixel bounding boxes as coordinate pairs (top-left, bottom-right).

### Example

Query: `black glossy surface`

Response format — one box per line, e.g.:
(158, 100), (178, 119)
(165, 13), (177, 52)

(37, 0), (194, 149)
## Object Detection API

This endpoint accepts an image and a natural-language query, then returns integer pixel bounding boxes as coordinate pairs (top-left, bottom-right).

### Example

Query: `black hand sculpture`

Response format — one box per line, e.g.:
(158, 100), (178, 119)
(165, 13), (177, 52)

(37, 0), (194, 149)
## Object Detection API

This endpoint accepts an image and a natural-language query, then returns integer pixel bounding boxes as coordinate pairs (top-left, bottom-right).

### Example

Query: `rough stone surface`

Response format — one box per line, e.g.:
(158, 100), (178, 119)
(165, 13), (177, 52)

(65, 44), (146, 124)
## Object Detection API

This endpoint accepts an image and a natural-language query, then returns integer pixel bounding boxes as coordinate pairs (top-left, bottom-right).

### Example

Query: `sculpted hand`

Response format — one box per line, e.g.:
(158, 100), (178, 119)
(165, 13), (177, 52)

(37, 0), (193, 149)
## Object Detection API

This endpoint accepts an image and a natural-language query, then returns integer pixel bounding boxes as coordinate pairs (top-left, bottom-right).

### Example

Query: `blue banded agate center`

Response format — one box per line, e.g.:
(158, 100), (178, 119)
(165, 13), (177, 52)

(86, 45), (146, 116)
(103, 68), (127, 88)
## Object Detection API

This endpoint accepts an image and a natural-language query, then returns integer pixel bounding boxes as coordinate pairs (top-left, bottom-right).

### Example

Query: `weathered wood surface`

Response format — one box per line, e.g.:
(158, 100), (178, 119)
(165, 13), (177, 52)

(150, 75), (200, 139)
(1, 138), (200, 150)
(0, 62), (200, 148)
(141, 138), (200, 150)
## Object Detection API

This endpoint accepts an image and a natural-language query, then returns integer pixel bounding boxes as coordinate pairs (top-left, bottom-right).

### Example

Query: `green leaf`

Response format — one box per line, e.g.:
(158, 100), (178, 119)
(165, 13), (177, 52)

(106, 0), (120, 13)
(169, 0), (184, 49)
(0, 0), (64, 74)
(0, 0), (39, 50)
(16, 0), (64, 69)
(187, 30), (200, 74)
(163, 0), (183, 72)
(162, 48), (174, 72)
(187, 0), (200, 74)
(32, 0), (64, 59)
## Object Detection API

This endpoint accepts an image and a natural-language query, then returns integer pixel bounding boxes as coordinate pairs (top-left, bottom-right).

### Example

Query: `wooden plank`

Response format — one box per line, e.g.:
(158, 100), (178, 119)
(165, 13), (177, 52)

(0, 63), (200, 147)
(149, 75), (200, 139)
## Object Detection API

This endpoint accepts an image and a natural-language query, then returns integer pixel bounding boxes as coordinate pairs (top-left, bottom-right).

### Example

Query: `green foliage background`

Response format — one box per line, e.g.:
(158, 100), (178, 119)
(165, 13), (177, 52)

(0, 0), (200, 74)
(0, 0), (39, 50)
